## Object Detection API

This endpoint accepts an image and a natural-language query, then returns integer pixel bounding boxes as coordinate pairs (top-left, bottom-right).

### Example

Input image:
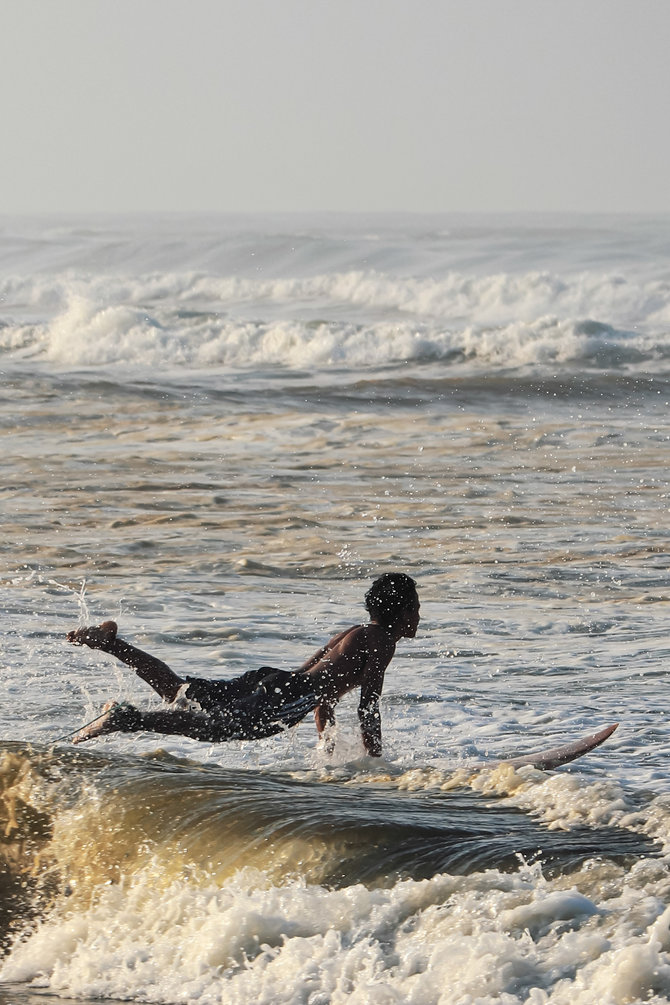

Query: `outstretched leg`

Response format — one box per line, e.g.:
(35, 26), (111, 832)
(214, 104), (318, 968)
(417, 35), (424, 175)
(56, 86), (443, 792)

(71, 702), (229, 744)
(67, 621), (184, 703)
(71, 701), (141, 743)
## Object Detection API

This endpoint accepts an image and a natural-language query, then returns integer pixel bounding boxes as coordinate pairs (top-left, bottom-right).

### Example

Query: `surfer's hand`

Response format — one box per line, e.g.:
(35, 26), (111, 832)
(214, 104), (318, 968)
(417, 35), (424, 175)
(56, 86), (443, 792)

(317, 725), (336, 757)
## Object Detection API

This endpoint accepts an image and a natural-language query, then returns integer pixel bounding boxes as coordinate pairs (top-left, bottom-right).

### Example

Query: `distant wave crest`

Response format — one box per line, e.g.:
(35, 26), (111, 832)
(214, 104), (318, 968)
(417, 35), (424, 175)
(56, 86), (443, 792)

(1, 267), (670, 374)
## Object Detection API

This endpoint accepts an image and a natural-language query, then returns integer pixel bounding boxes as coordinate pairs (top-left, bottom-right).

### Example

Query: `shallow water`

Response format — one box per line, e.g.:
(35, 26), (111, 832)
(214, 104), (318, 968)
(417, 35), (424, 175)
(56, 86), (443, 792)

(2, 212), (670, 1003)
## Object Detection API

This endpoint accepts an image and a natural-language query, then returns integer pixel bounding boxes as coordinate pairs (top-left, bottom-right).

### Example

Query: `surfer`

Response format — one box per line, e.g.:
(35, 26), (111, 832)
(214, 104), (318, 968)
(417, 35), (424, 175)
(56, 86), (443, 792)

(66, 573), (420, 756)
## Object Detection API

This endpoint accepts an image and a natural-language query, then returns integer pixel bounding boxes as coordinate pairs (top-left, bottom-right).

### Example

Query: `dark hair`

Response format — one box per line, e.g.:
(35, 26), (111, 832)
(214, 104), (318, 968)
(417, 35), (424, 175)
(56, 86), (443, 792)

(365, 573), (418, 628)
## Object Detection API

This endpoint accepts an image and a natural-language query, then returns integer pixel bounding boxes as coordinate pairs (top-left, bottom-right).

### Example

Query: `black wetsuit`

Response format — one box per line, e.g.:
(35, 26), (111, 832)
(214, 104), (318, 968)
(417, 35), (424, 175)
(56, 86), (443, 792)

(181, 667), (323, 741)
(110, 666), (325, 743)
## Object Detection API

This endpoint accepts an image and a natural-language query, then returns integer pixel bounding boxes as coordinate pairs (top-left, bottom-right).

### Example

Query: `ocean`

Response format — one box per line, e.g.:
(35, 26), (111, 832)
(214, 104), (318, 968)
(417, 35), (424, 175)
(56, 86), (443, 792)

(1, 211), (670, 1003)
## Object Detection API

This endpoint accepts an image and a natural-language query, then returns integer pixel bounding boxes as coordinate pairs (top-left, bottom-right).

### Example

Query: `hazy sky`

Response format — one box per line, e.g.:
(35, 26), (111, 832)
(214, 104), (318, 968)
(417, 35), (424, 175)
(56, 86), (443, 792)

(2, 0), (669, 214)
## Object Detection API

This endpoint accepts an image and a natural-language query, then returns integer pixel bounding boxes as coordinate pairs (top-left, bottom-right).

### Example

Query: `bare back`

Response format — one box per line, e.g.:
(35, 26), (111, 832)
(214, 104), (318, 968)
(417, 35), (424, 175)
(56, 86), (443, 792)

(300, 623), (395, 698)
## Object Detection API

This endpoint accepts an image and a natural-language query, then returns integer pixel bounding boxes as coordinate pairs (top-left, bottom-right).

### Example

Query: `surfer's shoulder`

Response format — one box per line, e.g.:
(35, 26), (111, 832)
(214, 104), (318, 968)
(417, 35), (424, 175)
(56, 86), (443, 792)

(325, 623), (366, 647)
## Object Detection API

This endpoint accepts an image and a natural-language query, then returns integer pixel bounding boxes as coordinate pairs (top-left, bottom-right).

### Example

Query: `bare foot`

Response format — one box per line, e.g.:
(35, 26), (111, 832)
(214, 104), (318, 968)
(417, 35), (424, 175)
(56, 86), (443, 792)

(71, 701), (140, 744)
(67, 621), (118, 650)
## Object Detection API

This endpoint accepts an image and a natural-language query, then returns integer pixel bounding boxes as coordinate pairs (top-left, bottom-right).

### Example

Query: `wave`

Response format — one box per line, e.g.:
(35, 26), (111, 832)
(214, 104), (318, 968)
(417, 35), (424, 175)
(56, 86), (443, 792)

(2, 213), (670, 380)
(1, 742), (666, 1004)
(3, 257), (669, 318)
(1, 287), (669, 375)
(0, 743), (655, 949)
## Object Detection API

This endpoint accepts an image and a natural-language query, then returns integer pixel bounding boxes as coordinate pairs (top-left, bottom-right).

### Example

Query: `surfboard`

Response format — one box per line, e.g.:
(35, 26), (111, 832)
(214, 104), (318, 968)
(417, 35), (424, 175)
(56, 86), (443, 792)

(498, 722), (619, 771)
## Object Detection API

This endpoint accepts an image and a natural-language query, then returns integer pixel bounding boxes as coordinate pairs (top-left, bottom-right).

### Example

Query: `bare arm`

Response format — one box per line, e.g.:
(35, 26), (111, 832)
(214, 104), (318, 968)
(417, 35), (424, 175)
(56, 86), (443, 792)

(358, 663), (386, 757)
(314, 701), (336, 736)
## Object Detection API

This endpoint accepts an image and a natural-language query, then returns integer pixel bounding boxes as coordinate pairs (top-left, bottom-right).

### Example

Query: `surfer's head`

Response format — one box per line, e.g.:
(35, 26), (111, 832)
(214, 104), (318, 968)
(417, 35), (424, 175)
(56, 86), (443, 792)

(365, 573), (419, 637)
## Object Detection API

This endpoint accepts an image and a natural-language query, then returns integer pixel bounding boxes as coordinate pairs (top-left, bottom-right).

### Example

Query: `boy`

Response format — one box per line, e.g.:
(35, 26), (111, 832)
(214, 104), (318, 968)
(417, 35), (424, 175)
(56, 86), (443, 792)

(67, 573), (420, 756)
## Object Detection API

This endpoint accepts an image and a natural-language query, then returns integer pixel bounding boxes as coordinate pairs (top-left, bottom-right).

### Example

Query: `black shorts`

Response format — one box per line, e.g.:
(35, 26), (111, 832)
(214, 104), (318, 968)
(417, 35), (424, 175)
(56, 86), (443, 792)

(183, 667), (322, 742)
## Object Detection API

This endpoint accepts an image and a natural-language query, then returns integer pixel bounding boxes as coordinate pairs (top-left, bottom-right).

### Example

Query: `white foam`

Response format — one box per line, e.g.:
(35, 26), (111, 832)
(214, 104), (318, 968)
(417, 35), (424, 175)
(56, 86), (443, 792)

(3, 282), (670, 373)
(5, 857), (670, 1005)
